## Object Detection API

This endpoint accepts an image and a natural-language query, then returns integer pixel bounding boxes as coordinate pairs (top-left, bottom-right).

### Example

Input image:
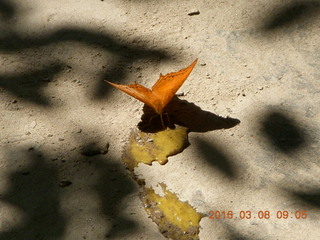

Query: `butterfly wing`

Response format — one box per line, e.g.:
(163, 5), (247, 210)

(106, 81), (158, 110)
(152, 59), (198, 109)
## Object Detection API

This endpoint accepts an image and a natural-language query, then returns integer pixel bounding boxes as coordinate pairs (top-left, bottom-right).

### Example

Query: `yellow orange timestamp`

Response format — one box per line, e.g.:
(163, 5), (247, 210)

(208, 210), (307, 220)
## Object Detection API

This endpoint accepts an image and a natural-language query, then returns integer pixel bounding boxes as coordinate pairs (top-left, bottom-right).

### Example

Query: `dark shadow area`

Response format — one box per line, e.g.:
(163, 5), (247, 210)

(194, 138), (238, 179)
(262, 1), (320, 31)
(0, 0), (15, 20)
(260, 110), (307, 153)
(80, 141), (109, 156)
(138, 96), (240, 133)
(0, 139), (138, 239)
(290, 189), (320, 208)
(0, 148), (66, 240)
(0, 63), (64, 105)
(0, 27), (170, 100)
(224, 224), (255, 240)
(79, 141), (137, 238)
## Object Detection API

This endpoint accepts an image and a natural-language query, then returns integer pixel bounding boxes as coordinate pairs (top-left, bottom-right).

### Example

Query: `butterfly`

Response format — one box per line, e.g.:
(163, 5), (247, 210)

(106, 59), (198, 126)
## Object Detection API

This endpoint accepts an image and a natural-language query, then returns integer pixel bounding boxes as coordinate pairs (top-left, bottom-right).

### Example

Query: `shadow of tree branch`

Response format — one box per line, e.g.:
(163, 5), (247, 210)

(76, 135), (138, 238)
(261, 1), (320, 31)
(0, 63), (64, 105)
(194, 138), (239, 179)
(290, 189), (320, 208)
(0, 0), (15, 20)
(0, 148), (66, 240)
(0, 27), (171, 101)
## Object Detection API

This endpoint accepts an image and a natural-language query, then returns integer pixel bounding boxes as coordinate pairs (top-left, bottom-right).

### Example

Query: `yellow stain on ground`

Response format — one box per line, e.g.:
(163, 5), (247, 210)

(123, 126), (189, 171)
(140, 183), (204, 240)
(121, 126), (204, 239)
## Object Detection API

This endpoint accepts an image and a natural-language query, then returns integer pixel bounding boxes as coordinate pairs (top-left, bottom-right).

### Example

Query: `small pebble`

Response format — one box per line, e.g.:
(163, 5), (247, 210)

(12, 99), (17, 103)
(30, 121), (37, 129)
(81, 148), (100, 156)
(257, 86), (264, 90)
(101, 143), (109, 154)
(59, 181), (72, 188)
(80, 143), (109, 156)
(188, 9), (200, 16)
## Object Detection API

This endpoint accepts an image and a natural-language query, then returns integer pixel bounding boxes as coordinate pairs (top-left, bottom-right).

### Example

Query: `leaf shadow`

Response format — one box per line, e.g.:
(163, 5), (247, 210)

(194, 138), (238, 179)
(0, 63), (64, 106)
(260, 108), (308, 153)
(138, 96), (240, 133)
(261, 1), (320, 31)
(92, 157), (137, 238)
(76, 138), (138, 238)
(290, 189), (320, 208)
(0, 27), (171, 103)
(0, 0), (15, 20)
(224, 224), (255, 240)
(0, 148), (66, 240)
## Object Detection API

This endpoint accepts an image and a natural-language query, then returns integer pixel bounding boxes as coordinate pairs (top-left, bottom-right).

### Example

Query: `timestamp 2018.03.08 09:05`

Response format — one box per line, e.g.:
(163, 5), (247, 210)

(208, 210), (308, 220)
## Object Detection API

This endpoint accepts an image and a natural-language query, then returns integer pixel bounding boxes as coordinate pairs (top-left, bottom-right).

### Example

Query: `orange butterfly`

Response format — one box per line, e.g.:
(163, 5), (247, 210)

(106, 59), (198, 118)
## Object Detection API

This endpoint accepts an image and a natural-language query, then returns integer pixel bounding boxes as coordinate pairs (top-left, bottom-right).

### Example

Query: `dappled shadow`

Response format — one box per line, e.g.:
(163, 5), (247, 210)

(92, 157), (137, 238)
(0, 27), (170, 101)
(260, 109), (307, 153)
(224, 224), (254, 240)
(261, 1), (320, 31)
(77, 140), (137, 238)
(0, 63), (64, 105)
(0, 139), (138, 239)
(138, 96), (240, 133)
(0, 0), (15, 20)
(194, 138), (238, 179)
(0, 148), (66, 240)
(290, 189), (320, 208)
(0, 3), (170, 238)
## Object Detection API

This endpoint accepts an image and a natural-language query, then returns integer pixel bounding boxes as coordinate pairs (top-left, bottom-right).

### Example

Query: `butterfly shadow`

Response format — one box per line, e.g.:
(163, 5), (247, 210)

(138, 96), (240, 133)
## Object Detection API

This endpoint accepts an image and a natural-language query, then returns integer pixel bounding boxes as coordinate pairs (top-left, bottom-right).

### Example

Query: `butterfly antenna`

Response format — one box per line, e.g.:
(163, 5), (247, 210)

(147, 113), (165, 130)
(160, 114), (165, 130)
(148, 114), (155, 126)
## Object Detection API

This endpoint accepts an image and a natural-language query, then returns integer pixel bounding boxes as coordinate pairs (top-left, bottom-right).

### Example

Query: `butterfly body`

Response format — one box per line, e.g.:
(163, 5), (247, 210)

(106, 59), (198, 115)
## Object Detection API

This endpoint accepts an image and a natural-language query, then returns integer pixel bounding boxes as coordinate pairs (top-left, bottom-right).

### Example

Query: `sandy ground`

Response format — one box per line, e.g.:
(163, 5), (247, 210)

(1, 0), (320, 239)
